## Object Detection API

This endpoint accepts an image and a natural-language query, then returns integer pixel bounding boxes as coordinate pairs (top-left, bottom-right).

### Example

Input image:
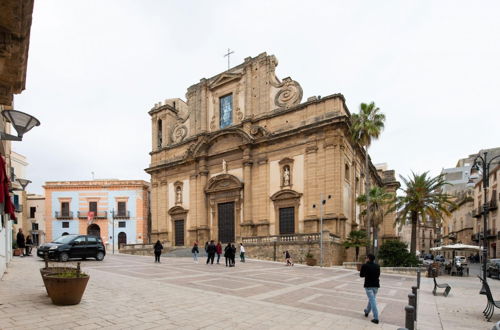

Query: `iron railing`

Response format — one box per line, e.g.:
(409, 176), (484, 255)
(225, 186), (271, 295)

(55, 211), (73, 219)
(112, 210), (130, 219)
(77, 211), (107, 219)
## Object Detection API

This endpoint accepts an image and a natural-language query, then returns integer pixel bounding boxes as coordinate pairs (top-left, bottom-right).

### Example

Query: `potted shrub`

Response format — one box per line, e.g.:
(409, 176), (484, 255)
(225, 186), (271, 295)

(40, 254), (78, 296)
(305, 252), (317, 266)
(12, 242), (22, 256)
(42, 262), (89, 305)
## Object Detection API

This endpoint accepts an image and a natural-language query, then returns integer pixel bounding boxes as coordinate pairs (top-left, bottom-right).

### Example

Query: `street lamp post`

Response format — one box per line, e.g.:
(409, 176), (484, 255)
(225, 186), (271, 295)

(468, 151), (500, 294)
(313, 194), (331, 267)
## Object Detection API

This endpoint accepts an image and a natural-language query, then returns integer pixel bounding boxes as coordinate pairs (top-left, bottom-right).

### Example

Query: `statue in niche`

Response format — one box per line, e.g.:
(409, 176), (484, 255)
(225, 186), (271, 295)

(283, 166), (290, 186)
(175, 186), (182, 204)
(222, 159), (227, 173)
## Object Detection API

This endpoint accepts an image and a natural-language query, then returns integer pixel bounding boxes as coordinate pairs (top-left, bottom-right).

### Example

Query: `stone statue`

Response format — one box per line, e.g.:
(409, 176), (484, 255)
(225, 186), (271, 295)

(222, 159), (227, 173)
(176, 187), (182, 203)
(283, 167), (290, 186)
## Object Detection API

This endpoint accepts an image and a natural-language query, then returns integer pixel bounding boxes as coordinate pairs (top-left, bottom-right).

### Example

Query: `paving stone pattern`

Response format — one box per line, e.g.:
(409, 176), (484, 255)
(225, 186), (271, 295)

(1, 254), (495, 329)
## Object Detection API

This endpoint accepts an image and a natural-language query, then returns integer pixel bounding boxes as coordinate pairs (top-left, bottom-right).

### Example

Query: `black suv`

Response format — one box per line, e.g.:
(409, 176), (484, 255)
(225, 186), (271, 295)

(37, 234), (106, 262)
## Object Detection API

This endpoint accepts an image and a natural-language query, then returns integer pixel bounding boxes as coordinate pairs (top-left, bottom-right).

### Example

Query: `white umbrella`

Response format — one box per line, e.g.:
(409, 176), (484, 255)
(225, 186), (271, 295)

(436, 244), (482, 251)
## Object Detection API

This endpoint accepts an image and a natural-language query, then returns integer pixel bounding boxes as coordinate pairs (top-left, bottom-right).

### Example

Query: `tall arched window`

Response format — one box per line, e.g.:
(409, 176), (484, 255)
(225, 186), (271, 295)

(157, 119), (163, 148)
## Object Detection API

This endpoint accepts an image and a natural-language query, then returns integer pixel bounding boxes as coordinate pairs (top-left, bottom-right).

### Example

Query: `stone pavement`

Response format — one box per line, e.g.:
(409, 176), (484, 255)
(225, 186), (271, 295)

(0, 254), (496, 329)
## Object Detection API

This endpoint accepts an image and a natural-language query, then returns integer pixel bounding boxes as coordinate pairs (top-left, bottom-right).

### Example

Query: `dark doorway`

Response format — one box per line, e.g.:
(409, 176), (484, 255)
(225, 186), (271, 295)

(218, 202), (235, 243)
(87, 224), (101, 237)
(279, 207), (295, 234)
(174, 220), (185, 246)
(118, 232), (127, 247)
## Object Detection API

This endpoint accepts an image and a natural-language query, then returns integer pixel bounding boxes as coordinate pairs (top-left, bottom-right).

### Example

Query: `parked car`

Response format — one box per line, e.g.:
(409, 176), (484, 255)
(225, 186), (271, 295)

(454, 256), (468, 266)
(435, 255), (445, 262)
(37, 234), (106, 262)
(487, 259), (500, 279)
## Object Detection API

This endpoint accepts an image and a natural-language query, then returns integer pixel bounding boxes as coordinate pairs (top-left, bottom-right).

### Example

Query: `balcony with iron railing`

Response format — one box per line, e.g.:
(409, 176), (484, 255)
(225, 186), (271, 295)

(55, 211), (73, 219)
(15, 204), (23, 213)
(77, 211), (107, 219)
(490, 198), (498, 211)
(112, 210), (130, 219)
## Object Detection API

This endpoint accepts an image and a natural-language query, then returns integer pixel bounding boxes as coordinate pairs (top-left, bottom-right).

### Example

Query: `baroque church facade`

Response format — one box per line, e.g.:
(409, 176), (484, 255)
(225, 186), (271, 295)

(146, 53), (398, 251)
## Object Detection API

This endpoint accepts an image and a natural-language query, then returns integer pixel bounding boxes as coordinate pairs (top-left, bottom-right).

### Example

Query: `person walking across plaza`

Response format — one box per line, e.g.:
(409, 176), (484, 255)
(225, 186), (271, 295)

(216, 241), (222, 264)
(239, 243), (245, 262)
(360, 254), (380, 324)
(284, 250), (294, 266)
(230, 243), (236, 267)
(206, 240), (216, 264)
(224, 242), (231, 267)
(192, 241), (199, 263)
(25, 235), (33, 256)
(16, 228), (25, 257)
(153, 240), (163, 263)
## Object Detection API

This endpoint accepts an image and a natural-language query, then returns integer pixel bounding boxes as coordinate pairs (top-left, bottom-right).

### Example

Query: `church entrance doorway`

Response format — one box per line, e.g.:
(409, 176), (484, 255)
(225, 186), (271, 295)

(87, 224), (101, 238)
(218, 202), (235, 243)
(174, 220), (185, 246)
(279, 207), (295, 234)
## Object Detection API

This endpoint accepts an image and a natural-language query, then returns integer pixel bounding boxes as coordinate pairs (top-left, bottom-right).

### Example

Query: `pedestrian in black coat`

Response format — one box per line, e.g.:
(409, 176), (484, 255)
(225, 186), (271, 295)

(16, 228), (25, 256)
(153, 240), (163, 263)
(206, 240), (216, 264)
(25, 235), (33, 256)
(224, 243), (231, 267)
(230, 243), (236, 267)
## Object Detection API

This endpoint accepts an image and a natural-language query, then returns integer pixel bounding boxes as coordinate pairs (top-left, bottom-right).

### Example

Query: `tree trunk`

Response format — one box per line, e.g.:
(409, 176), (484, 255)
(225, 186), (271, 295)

(365, 146), (371, 254)
(355, 246), (359, 262)
(373, 225), (378, 256)
(410, 211), (418, 255)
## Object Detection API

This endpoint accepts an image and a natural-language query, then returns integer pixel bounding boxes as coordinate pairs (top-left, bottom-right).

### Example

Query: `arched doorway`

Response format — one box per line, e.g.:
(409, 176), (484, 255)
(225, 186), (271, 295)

(118, 232), (127, 248)
(62, 232), (69, 236)
(87, 224), (100, 237)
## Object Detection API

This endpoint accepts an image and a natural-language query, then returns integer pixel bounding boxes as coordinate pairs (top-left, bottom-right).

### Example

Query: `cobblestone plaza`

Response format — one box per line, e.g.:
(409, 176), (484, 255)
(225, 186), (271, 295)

(1, 254), (497, 329)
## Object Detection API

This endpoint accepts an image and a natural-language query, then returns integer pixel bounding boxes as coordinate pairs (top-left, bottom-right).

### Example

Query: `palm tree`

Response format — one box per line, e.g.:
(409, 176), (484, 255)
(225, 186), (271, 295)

(356, 186), (393, 254)
(388, 172), (455, 255)
(350, 102), (386, 252)
(343, 230), (369, 262)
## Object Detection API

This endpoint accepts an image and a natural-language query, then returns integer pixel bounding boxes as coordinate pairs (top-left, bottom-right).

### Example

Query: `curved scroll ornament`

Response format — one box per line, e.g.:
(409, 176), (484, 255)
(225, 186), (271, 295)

(273, 77), (303, 108)
(172, 125), (188, 143)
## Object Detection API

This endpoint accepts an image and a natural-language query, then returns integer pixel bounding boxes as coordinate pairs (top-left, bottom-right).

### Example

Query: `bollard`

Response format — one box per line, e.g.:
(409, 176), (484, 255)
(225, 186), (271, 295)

(405, 305), (415, 330)
(417, 269), (421, 289)
(412, 286), (418, 321)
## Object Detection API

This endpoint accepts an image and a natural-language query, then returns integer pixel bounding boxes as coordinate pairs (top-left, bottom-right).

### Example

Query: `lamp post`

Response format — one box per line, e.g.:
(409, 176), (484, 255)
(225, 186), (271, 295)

(1, 110), (40, 141)
(468, 151), (500, 294)
(313, 194), (331, 267)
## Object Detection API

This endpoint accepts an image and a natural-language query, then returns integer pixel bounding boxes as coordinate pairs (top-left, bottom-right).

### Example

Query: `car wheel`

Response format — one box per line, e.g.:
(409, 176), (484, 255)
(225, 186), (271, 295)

(95, 251), (105, 261)
(59, 252), (69, 262)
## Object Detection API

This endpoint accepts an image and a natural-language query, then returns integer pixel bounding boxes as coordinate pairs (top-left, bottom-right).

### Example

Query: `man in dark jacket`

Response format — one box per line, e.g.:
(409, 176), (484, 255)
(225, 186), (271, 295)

(206, 240), (216, 264)
(360, 254), (380, 324)
(16, 228), (26, 256)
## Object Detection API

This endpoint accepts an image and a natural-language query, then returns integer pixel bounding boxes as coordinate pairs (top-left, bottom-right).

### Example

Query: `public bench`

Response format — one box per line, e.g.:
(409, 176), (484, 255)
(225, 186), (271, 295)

(478, 275), (500, 321)
(432, 269), (451, 296)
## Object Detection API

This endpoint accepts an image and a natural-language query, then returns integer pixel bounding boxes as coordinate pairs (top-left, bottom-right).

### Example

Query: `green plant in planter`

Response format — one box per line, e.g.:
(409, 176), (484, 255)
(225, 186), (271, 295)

(378, 240), (419, 267)
(343, 230), (369, 262)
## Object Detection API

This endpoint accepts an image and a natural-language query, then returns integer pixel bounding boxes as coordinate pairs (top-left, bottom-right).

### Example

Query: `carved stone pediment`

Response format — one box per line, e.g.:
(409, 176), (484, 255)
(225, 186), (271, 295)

(168, 206), (188, 216)
(209, 73), (242, 90)
(205, 174), (243, 194)
(270, 189), (302, 201)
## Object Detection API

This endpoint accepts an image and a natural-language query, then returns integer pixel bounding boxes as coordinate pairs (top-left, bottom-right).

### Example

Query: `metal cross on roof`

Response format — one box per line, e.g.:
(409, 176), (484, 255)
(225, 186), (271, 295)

(224, 48), (234, 70)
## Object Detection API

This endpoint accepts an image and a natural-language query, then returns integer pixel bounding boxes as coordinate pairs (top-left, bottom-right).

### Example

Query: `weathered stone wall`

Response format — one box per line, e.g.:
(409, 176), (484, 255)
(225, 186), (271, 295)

(245, 241), (344, 266)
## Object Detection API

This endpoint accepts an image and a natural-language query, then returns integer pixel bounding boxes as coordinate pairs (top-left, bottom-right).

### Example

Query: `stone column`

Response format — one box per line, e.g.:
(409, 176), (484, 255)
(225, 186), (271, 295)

(198, 157), (209, 241)
(243, 148), (253, 224)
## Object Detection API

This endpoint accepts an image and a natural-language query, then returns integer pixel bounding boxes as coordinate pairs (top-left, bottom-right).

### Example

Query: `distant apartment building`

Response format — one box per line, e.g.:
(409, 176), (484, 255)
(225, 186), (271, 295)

(440, 147), (500, 259)
(44, 180), (150, 250)
(26, 194), (45, 245)
(472, 164), (499, 259)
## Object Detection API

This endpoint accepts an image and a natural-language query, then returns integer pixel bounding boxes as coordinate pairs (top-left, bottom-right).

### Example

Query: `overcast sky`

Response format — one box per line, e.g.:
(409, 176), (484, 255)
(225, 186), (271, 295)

(13, 0), (500, 194)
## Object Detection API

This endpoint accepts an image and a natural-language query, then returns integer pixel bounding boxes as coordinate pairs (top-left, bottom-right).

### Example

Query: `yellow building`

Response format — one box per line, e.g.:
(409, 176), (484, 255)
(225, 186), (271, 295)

(146, 53), (399, 264)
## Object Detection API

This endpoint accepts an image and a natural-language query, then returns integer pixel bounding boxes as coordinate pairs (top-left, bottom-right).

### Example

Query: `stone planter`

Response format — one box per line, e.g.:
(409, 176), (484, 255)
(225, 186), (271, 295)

(40, 267), (76, 296)
(305, 257), (317, 266)
(43, 273), (89, 305)
(13, 248), (22, 256)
